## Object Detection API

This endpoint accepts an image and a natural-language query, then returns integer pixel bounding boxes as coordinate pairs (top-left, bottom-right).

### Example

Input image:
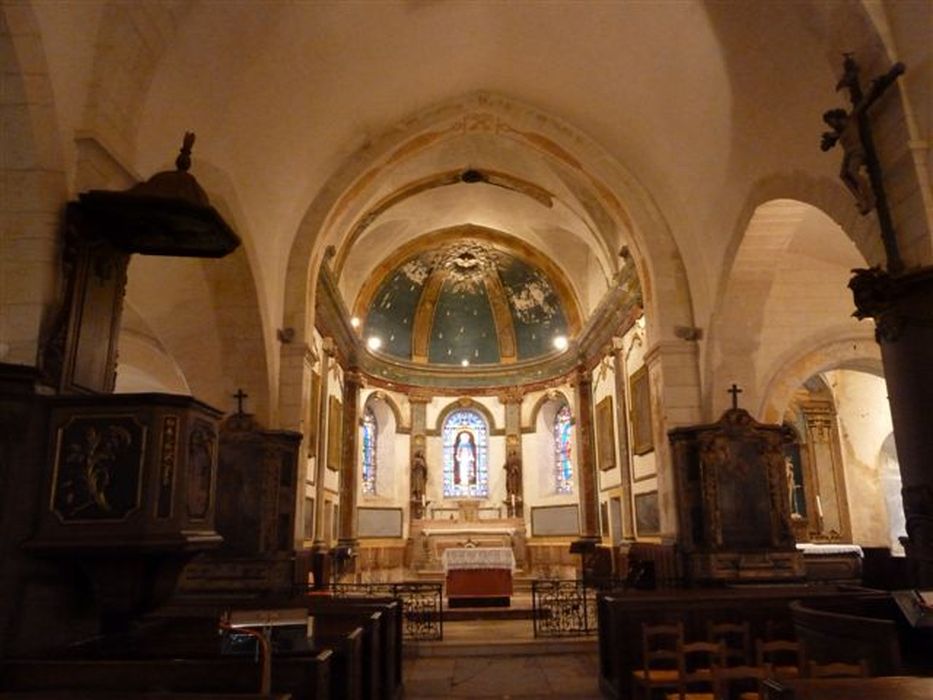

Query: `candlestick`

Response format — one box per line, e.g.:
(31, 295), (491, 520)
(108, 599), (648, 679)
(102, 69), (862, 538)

(510, 493), (516, 508)
(816, 495), (824, 518)
(421, 493), (426, 507)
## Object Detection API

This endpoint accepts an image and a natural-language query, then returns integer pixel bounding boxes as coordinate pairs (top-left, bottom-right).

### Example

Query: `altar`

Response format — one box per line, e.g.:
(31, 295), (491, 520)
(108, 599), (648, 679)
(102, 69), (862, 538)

(442, 546), (516, 607)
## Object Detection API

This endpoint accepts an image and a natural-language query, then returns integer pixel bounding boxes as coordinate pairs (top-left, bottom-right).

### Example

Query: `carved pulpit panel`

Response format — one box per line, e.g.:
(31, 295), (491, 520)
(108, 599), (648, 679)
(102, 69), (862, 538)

(670, 408), (803, 583)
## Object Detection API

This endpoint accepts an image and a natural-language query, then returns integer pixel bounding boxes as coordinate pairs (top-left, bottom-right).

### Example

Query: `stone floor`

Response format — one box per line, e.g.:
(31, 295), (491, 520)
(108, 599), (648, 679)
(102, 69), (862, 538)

(403, 617), (603, 699)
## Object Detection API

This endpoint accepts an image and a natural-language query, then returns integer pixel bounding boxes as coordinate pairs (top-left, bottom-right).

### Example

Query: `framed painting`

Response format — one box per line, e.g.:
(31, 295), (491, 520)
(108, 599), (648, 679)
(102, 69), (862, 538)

(596, 395), (615, 471)
(327, 395), (342, 471)
(629, 365), (654, 455)
(307, 371), (320, 461)
(634, 491), (660, 535)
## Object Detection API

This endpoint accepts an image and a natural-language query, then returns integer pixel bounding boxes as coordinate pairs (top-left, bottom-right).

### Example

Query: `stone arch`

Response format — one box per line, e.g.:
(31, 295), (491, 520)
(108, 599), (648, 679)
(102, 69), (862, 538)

(706, 194), (872, 419)
(362, 390), (406, 434)
(0, 3), (67, 365)
(433, 398), (499, 436)
(282, 92), (697, 422)
(528, 390), (573, 430)
(759, 334), (882, 423)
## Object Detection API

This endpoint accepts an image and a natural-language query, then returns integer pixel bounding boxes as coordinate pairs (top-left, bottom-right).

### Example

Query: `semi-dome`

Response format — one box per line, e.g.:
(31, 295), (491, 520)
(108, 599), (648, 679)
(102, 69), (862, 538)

(356, 236), (582, 366)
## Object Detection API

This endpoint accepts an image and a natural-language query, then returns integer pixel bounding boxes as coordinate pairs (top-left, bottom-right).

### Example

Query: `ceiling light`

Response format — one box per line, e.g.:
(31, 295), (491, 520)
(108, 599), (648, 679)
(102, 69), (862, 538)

(350, 316), (361, 329)
(553, 335), (568, 351)
(461, 359), (470, 367)
(367, 336), (383, 351)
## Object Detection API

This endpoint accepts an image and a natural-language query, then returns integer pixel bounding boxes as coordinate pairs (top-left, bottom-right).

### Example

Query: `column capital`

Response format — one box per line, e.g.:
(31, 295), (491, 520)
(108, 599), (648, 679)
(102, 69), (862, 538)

(497, 387), (524, 405)
(409, 388), (433, 404)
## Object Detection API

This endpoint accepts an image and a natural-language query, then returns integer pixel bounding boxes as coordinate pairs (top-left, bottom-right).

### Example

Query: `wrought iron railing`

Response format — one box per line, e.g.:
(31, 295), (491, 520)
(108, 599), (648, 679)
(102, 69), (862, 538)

(531, 578), (626, 638)
(329, 581), (444, 641)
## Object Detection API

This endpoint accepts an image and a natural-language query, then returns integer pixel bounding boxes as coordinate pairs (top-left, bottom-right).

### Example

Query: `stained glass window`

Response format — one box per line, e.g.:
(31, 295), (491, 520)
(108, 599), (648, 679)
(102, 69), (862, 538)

(361, 407), (377, 495)
(554, 405), (573, 494)
(442, 409), (489, 498)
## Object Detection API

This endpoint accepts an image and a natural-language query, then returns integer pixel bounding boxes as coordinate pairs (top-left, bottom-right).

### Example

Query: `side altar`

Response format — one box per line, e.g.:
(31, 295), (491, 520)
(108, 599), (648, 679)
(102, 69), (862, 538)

(669, 407), (804, 583)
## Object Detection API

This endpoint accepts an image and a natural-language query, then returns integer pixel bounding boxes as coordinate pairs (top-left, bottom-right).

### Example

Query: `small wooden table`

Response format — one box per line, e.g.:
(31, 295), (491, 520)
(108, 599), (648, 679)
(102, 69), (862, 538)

(442, 547), (515, 607)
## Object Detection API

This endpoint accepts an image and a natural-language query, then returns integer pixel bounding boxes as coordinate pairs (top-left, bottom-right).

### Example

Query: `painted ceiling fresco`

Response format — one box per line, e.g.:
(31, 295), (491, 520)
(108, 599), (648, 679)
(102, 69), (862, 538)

(363, 241), (571, 366)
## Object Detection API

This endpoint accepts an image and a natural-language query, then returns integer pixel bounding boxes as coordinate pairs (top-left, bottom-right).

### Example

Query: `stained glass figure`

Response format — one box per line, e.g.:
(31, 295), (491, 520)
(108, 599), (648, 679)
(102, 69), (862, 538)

(361, 407), (377, 495)
(554, 404), (573, 494)
(443, 409), (488, 498)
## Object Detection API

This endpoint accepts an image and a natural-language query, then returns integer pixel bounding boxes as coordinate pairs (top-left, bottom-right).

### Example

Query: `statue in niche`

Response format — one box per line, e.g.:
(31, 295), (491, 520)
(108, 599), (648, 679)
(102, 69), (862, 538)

(504, 449), (521, 498)
(453, 431), (477, 486)
(411, 449), (427, 501)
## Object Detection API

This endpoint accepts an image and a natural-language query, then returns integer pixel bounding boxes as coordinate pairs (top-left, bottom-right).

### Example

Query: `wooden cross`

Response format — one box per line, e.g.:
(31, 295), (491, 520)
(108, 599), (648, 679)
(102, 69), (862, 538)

(233, 388), (249, 415)
(727, 383), (743, 410)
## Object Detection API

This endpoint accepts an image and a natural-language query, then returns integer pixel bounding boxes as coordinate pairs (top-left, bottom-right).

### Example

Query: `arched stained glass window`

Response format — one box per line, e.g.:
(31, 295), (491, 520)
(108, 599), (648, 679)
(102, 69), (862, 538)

(554, 405), (573, 494)
(361, 407), (377, 495)
(442, 409), (488, 498)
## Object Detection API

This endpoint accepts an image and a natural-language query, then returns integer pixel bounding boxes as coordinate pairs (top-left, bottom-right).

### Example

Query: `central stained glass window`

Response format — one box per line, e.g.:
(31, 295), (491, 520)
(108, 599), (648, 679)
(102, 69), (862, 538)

(442, 409), (489, 498)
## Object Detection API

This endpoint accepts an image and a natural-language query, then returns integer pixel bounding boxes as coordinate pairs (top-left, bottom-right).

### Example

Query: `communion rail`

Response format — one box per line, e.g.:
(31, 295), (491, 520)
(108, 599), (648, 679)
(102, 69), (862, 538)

(531, 578), (626, 638)
(329, 581), (444, 641)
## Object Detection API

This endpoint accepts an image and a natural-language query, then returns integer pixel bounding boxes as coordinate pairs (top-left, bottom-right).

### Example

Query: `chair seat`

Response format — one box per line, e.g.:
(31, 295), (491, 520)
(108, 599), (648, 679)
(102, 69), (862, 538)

(666, 693), (713, 700)
(774, 664), (800, 678)
(633, 668), (680, 682)
(738, 693), (761, 700)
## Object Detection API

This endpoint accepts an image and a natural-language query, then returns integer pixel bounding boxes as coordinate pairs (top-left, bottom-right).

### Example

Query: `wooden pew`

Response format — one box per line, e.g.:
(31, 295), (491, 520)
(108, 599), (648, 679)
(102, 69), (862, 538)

(305, 598), (403, 700)
(0, 656), (331, 700)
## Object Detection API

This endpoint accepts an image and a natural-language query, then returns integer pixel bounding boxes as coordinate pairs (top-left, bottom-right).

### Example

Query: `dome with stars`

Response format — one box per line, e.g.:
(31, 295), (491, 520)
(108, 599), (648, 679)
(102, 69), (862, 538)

(355, 235), (582, 367)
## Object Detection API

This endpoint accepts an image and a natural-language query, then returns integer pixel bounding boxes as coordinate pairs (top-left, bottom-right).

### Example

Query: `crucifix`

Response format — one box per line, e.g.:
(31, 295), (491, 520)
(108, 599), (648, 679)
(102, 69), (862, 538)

(821, 54), (906, 275)
(727, 383), (743, 410)
(232, 388), (249, 415)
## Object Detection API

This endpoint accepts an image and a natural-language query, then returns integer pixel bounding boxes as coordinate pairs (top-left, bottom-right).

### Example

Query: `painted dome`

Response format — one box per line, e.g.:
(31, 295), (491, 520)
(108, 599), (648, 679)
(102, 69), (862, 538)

(359, 239), (580, 366)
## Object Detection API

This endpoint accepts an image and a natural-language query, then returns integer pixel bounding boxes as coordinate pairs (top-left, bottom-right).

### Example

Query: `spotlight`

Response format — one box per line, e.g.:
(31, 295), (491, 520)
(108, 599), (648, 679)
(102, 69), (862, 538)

(552, 335), (568, 351)
(350, 317), (361, 329)
(367, 336), (383, 351)
(461, 359), (470, 367)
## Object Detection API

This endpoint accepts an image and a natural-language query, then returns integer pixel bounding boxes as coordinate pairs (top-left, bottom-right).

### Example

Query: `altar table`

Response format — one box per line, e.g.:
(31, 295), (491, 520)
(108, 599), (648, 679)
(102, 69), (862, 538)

(442, 547), (515, 607)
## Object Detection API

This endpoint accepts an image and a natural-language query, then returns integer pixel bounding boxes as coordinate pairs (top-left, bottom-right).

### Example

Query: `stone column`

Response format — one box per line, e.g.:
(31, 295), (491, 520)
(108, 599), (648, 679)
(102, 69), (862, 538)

(611, 338), (636, 540)
(310, 338), (334, 587)
(409, 391), (431, 520)
(337, 369), (363, 548)
(499, 388), (524, 517)
(851, 266), (933, 586)
(573, 366), (601, 544)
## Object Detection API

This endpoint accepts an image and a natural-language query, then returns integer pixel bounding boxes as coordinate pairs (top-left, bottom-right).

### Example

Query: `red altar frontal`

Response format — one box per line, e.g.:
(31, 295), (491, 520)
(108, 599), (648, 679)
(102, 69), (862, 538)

(442, 547), (516, 607)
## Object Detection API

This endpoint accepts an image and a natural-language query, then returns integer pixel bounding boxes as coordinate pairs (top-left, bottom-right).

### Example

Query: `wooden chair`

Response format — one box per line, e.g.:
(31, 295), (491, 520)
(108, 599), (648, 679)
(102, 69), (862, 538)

(755, 639), (803, 679)
(632, 622), (684, 699)
(807, 659), (869, 678)
(707, 621), (751, 666)
(668, 664), (771, 700)
(714, 664), (770, 700)
(664, 641), (724, 700)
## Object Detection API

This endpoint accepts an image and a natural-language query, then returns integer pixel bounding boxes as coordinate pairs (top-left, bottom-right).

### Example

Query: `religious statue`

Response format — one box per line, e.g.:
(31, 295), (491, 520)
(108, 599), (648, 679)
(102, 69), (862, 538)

(504, 449), (521, 498)
(821, 108), (875, 214)
(785, 455), (801, 518)
(410, 449), (427, 500)
(453, 431), (477, 486)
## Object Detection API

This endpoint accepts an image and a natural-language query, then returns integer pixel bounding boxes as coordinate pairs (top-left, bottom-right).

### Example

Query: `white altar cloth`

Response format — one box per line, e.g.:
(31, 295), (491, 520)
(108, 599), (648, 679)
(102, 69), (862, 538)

(796, 543), (864, 557)
(442, 547), (516, 573)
